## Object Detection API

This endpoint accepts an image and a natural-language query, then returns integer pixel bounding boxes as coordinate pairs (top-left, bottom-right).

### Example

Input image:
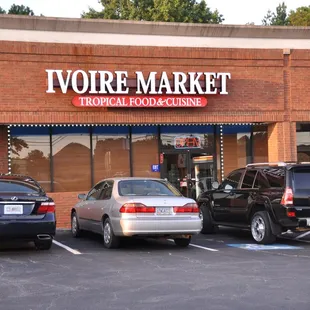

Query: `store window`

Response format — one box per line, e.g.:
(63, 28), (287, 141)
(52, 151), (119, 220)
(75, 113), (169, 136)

(92, 126), (130, 183)
(253, 125), (268, 163)
(222, 125), (251, 177)
(160, 125), (214, 154)
(296, 123), (310, 162)
(10, 127), (51, 192)
(132, 126), (159, 178)
(52, 127), (91, 192)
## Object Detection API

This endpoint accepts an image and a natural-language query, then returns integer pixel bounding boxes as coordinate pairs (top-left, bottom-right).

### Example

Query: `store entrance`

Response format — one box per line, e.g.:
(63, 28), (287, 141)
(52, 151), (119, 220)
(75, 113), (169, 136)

(160, 151), (215, 200)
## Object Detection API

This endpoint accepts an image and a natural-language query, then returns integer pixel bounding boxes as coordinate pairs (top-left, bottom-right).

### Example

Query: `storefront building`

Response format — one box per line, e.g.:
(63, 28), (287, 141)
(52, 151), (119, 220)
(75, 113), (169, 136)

(0, 15), (310, 228)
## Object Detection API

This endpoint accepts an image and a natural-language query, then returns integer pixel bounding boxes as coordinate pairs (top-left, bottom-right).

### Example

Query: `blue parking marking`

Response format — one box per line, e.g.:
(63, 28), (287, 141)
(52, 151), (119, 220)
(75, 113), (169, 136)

(227, 244), (303, 251)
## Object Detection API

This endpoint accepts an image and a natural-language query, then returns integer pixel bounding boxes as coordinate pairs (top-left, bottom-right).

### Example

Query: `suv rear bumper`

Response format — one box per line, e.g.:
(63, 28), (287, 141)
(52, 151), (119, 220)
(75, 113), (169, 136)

(296, 218), (310, 229)
(278, 217), (310, 231)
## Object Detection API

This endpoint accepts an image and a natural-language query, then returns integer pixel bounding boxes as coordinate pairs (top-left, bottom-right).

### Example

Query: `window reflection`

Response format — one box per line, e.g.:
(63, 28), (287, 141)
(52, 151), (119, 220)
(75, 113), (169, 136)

(11, 127), (51, 192)
(132, 126), (159, 178)
(222, 125), (251, 176)
(92, 126), (130, 183)
(52, 127), (91, 192)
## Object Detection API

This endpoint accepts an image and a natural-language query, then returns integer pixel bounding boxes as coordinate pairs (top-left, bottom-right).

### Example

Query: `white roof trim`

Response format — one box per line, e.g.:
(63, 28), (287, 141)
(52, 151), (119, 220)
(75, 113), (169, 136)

(1, 29), (310, 49)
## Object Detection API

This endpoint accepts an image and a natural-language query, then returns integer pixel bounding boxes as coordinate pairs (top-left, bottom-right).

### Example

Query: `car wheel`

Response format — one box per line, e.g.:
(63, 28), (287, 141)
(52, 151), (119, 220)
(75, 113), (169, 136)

(103, 218), (120, 249)
(251, 211), (276, 244)
(34, 239), (53, 250)
(200, 204), (216, 234)
(71, 212), (83, 238)
(174, 237), (191, 247)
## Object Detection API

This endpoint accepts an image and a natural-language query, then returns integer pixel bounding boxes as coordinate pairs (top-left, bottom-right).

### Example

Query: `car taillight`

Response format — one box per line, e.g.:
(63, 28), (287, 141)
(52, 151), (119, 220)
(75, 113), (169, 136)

(281, 187), (294, 205)
(173, 203), (199, 213)
(37, 202), (55, 214)
(119, 203), (155, 213)
(287, 210), (296, 217)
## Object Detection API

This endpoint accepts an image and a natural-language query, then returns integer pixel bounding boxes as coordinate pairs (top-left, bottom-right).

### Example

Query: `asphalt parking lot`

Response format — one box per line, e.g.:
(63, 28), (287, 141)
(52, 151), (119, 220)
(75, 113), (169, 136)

(1, 228), (310, 310)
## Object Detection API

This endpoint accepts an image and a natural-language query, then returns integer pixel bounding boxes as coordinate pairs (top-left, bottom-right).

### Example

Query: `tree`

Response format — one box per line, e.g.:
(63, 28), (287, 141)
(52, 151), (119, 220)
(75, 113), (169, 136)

(82, 0), (224, 24)
(0, 4), (35, 15)
(11, 137), (28, 156)
(288, 6), (310, 26)
(26, 150), (49, 179)
(262, 2), (288, 26)
(8, 4), (34, 15)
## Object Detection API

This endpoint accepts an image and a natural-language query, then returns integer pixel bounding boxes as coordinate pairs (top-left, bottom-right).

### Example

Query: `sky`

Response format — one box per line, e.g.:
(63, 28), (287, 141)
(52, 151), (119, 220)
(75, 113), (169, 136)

(0, 0), (309, 25)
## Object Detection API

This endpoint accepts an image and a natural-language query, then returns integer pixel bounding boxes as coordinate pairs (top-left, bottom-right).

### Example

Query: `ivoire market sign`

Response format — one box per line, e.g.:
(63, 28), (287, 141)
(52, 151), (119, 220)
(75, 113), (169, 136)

(46, 69), (231, 108)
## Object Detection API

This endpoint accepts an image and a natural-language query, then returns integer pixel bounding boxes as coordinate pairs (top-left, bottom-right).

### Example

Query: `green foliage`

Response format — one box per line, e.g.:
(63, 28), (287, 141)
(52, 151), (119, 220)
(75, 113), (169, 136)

(262, 2), (310, 26)
(288, 6), (310, 26)
(262, 2), (288, 25)
(0, 4), (35, 15)
(82, 0), (224, 24)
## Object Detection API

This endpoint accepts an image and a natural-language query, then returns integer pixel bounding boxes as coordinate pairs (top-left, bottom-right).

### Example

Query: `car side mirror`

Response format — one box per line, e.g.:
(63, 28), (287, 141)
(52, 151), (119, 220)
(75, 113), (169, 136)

(212, 181), (219, 190)
(78, 193), (86, 200)
(223, 184), (233, 194)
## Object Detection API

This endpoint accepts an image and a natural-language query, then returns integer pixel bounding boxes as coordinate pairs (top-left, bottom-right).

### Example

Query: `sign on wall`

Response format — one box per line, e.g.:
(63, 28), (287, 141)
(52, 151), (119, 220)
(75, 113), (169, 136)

(174, 135), (201, 149)
(71, 95), (207, 108)
(46, 70), (231, 108)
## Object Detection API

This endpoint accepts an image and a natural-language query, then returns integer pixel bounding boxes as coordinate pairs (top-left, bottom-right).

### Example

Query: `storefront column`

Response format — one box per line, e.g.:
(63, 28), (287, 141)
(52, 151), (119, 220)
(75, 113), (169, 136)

(267, 121), (297, 162)
(0, 126), (9, 173)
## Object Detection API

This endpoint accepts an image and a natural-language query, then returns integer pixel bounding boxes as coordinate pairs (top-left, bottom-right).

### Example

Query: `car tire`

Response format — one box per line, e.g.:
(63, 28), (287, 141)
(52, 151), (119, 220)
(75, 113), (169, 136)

(174, 237), (191, 247)
(102, 218), (120, 249)
(34, 239), (53, 250)
(71, 212), (83, 238)
(251, 211), (276, 244)
(200, 204), (216, 234)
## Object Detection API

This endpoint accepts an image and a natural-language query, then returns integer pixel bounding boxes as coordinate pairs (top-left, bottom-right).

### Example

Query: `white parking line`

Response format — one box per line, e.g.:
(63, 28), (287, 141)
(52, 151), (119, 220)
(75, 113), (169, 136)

(295, 231), (310, 240)
(167, 239), (218, 252)
(52, 240), (82, 255)
(189, 243), (219, 252)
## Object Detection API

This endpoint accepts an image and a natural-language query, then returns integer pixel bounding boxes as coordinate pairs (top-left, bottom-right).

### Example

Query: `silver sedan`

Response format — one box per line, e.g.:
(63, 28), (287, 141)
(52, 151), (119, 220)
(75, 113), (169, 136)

(71, 178), (202, 248)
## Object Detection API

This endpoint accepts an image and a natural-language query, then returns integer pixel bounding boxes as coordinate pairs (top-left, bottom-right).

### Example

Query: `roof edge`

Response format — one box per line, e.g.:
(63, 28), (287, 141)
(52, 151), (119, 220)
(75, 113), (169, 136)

(0, 15), (310, 39)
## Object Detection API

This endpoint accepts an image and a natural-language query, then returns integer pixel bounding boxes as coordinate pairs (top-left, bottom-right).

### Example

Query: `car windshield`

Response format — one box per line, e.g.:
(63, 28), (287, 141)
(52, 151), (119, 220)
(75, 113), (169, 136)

(118, 180), (182, 197)
(0, 179), (42, 194)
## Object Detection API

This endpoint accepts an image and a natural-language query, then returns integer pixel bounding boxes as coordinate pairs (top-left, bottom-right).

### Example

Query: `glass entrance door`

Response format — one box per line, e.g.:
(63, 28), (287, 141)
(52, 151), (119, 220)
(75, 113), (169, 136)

(160, 153), (189, 197)
(161, 151), (215, 199)
(189, 154), (214, 199)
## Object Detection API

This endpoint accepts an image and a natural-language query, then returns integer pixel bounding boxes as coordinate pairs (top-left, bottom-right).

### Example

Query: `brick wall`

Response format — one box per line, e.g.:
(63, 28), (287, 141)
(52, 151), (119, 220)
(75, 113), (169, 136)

(268, 122), (297, 162)
(48, 191), (79, 229)
(0, 41), (291, 125)
(0, 126), (8, 174)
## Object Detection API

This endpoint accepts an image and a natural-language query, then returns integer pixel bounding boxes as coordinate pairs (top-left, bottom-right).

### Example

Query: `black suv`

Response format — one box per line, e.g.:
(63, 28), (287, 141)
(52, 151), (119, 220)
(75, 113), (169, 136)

(197, 162), (310, 244)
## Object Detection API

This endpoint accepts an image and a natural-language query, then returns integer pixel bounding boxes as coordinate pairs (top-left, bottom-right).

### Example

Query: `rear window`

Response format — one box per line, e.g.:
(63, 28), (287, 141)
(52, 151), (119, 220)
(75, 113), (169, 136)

(0, 179), (42, 193)
(292, 169), (310, 190)
(118, 180), (182, 197)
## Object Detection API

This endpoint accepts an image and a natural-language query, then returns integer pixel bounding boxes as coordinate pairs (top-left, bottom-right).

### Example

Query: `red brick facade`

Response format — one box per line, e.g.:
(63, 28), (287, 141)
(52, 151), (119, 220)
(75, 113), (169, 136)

(0, 38), (309, 228)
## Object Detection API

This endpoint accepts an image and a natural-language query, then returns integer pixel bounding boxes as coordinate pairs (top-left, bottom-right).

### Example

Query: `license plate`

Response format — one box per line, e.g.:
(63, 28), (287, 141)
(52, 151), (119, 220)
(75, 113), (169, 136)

(4, 205), (23, 215)
(156, 207), (172, 215)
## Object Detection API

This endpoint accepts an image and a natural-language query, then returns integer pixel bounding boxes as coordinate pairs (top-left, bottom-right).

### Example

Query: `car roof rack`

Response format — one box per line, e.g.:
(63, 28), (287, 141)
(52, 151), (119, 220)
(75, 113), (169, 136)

(246, 162), (293, 167)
